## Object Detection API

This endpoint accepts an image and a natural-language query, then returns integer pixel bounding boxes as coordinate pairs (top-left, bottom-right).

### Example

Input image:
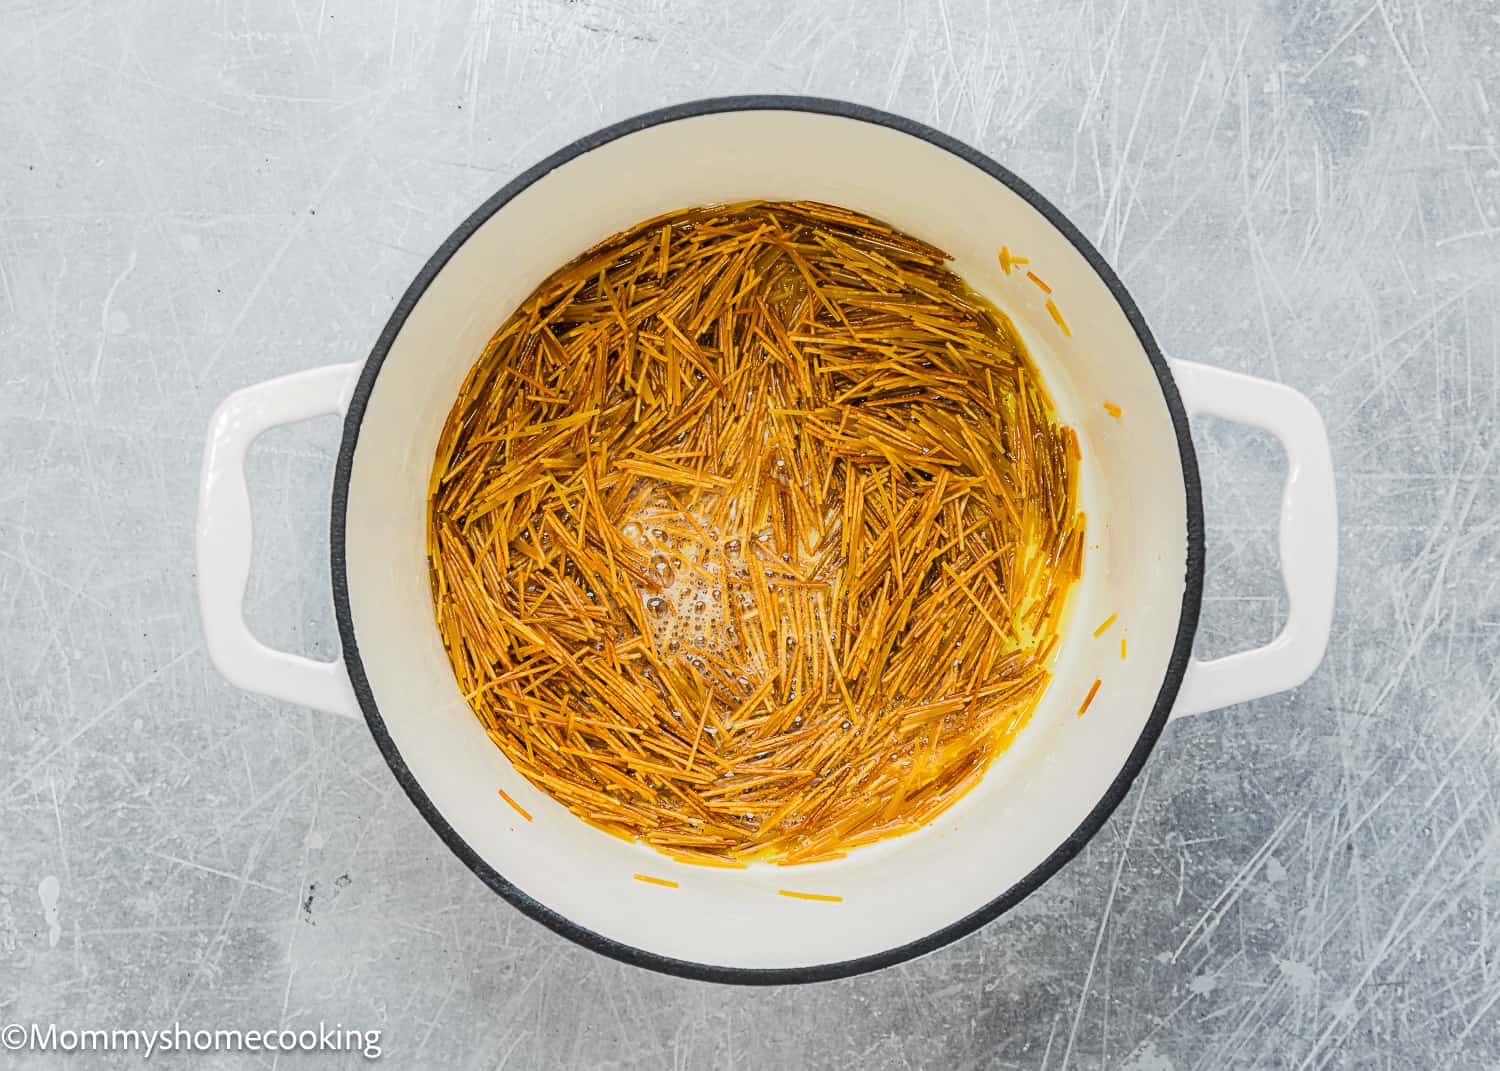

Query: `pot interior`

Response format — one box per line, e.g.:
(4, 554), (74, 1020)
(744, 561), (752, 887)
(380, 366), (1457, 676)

(338, 104), (1193, 974)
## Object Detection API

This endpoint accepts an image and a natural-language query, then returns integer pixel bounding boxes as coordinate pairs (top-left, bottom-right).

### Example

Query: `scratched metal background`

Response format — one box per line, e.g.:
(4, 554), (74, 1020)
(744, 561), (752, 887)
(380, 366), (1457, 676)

(2, 0), (1498, 1067)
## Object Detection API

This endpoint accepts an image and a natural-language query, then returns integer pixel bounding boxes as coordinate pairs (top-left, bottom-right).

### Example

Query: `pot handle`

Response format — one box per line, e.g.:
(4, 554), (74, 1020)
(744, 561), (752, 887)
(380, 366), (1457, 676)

(1166, 359), (1337, 719)
(196, 363), (363, 719)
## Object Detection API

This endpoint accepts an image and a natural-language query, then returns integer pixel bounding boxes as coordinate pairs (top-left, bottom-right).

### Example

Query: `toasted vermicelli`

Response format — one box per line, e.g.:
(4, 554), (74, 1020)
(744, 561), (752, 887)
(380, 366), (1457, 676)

(427, 201), (1085, 865)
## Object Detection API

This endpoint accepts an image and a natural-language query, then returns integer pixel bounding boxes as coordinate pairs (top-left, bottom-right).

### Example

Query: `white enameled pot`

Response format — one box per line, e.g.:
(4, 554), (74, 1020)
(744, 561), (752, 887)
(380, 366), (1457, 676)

(196, 97), (1337, 983)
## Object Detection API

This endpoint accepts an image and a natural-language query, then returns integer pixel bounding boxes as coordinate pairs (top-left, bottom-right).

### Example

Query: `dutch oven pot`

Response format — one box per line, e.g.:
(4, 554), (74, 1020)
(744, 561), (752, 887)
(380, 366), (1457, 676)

(196, 97), (1337, 983)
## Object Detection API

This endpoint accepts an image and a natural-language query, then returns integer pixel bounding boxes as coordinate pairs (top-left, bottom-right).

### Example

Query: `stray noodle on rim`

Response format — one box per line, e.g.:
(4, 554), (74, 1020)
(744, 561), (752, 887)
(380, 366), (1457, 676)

(427, 201), (1086, 866)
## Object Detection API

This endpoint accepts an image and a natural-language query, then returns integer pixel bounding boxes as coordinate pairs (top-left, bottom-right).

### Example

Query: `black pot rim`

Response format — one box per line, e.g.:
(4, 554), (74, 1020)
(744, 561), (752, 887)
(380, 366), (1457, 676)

(330, 94), (1205, 986)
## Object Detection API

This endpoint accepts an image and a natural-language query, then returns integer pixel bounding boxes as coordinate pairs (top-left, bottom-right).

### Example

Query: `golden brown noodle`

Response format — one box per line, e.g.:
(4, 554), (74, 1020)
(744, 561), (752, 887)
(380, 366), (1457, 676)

(1045, 298), (1071, 336)
(496, 789), (531, 822)
(778, 889), (843, 903)
(428, 200), (1085, 864)
(1077, 679), (1103, 718)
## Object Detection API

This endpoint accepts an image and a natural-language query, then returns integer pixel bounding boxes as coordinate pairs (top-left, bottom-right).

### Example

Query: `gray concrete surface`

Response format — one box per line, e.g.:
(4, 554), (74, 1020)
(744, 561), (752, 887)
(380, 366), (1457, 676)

(3, 0), (1499, 1067)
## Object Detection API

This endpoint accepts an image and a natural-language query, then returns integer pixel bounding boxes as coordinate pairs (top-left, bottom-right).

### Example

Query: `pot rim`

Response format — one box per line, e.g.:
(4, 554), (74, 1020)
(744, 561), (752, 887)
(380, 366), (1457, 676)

(329, 94), (1206, 985)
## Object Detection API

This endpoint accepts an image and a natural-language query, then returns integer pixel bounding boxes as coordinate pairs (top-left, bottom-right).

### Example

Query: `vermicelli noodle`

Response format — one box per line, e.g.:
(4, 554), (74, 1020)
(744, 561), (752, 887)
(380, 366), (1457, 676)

(427, 200), (1085, 865)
